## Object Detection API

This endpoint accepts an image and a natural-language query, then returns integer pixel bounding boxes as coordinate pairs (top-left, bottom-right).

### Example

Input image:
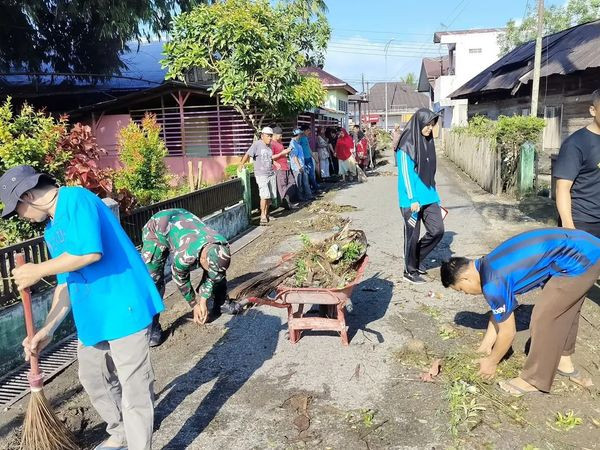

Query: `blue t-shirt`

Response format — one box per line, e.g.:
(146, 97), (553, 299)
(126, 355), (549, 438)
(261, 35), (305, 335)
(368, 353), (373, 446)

(299, 135), (312, 159)
(289, 139), (305, 172)
(396, 151), (440, 208)
(475, 228), (600, 323)
(44, 187), (164, 346)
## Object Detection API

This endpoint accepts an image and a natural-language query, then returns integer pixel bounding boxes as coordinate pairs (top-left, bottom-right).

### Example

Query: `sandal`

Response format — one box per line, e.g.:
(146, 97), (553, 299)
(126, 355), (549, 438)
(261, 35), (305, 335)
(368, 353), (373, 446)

(259, 218), (268, 226)
(557, 368), (594, 387)
(497, 379), (543, 397)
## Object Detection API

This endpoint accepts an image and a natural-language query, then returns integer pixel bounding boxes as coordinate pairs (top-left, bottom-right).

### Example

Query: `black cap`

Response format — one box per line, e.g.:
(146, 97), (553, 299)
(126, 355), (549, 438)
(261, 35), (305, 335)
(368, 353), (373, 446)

(0, 166), (54, 218)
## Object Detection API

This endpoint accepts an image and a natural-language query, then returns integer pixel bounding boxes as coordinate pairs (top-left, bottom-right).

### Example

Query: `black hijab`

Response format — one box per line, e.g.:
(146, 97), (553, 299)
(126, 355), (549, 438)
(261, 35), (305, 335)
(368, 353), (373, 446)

(395, 108), (439, 188)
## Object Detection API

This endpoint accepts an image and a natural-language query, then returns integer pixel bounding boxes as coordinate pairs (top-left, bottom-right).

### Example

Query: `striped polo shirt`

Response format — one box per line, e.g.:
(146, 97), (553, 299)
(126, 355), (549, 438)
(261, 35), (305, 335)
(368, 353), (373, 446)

(475, 228), (600, 322)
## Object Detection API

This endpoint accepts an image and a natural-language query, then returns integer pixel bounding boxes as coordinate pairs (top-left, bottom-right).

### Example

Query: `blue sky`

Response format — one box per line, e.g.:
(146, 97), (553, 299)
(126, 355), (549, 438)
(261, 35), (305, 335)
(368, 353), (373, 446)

(323, 0), (564, 90)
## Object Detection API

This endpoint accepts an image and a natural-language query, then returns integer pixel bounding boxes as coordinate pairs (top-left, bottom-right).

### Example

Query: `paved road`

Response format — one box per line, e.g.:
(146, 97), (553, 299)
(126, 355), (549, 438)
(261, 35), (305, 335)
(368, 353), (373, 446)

(148, 156), (532, 449)
(3, 155), (583, 450)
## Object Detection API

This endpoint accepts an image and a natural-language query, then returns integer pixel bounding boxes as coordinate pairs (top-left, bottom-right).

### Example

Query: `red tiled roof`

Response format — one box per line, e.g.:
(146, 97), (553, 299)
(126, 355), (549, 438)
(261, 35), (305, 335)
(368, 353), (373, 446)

(299, 67), (357, 94)
(422, 56), (449, 79)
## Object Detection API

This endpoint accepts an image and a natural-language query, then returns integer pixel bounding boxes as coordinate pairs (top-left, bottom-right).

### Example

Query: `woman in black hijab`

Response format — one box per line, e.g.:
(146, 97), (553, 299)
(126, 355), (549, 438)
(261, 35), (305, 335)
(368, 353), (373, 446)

(395, 108), (444, 284)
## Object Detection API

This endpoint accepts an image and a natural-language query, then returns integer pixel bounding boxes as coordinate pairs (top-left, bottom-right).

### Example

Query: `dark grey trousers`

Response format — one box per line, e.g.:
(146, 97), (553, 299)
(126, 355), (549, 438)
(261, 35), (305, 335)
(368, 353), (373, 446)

(573, 220), (600, 239)
(401, 202), (444, 275)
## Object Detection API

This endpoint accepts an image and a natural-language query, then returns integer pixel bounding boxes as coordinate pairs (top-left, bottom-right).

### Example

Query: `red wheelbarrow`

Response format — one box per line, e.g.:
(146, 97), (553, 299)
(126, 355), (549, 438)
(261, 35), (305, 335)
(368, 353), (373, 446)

(247, 256), (369, 346)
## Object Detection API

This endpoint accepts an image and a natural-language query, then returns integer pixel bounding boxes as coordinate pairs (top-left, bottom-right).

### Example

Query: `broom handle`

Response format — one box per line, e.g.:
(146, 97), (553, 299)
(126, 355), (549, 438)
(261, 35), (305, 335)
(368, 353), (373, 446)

(15, 253), (41, 378)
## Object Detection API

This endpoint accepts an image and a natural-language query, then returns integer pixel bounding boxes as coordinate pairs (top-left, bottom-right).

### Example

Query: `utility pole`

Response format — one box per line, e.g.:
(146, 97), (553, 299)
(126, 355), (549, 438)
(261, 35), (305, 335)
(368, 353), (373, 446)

(361, 73), (365, 125)
(530, 0), (545, 117)
(384, 38), (395, 131)
(366, 80), (370, 127)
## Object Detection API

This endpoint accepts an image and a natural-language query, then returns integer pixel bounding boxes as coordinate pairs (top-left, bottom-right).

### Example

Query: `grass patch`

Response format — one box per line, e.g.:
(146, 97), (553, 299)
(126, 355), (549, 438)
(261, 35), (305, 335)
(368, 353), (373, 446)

(442, 351), (528, 438)
(549, 410), (583, 431)
(361, 409), (376, 428)
(439, 325), (459, 340)
(393, 346), (430, 369)
(420, 305), (442, 320)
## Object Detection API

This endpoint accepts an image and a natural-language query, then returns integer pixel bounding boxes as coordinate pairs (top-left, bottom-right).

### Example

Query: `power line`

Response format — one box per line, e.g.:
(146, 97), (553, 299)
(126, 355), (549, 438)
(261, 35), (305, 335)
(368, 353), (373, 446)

(330, 40), (439, 50)
(331, 27), (431, 36)
(328, 47), (440, 57)
(330, 34), (437, 45)
(326, 48), (439, 58)
(329, 40), (441, 51)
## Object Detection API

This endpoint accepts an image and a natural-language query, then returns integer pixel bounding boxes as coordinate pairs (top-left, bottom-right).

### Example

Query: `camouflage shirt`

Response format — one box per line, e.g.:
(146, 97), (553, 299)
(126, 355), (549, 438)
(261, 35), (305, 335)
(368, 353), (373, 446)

(141, 208), (230, 303)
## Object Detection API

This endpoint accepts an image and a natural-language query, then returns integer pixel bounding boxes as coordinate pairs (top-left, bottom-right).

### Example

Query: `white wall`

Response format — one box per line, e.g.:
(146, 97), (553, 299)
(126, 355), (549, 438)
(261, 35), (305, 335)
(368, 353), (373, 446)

(434, 30), (502, 127)
(443, 31), (501, 89)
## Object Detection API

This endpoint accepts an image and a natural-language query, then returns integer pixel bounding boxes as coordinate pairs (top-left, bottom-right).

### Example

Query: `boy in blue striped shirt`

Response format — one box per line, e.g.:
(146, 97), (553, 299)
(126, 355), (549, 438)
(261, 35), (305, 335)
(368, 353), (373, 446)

(441, 228), (600, 395)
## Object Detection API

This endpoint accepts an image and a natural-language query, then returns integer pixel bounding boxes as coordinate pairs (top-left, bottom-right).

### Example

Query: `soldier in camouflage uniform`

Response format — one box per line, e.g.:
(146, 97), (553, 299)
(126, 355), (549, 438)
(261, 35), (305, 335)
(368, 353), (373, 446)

(141, 208), (234, 346)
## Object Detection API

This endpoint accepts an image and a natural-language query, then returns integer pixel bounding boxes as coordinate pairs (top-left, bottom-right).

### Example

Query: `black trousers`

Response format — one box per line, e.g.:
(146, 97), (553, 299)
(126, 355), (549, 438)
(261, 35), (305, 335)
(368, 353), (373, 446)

(401, 203), (445, 275)
(574, 220), (600, 239)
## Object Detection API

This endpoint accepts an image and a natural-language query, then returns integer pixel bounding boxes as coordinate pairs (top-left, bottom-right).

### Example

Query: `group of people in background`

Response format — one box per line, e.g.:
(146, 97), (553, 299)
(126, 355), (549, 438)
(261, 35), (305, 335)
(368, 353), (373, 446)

(242, 123), (371, 225)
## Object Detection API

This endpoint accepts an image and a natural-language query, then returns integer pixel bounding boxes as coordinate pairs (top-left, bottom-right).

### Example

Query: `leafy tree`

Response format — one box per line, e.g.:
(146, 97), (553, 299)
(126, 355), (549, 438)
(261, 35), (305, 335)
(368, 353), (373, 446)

(401, 72), (417, 88)
(0, 1), (209, 77)
(499, 0), (600, 55)
(285, 0), (331, 66)
(162, 0), (328, 131)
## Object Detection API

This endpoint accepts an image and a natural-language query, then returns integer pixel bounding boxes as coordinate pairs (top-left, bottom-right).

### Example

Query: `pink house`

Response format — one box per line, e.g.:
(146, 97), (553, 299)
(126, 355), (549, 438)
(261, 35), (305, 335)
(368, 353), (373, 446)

(2, 43), (353, 184)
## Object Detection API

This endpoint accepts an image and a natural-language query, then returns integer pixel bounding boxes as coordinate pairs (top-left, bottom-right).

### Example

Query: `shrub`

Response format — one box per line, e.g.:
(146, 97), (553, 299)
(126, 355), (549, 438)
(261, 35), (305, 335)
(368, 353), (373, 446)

(224, 163), (254, 179)
(61, 123), (114, 198)
(114, 113), (170, 206)
(0, 97), (71, 181)
(454, 115), (545, 192)
(0, 100), (136, 245)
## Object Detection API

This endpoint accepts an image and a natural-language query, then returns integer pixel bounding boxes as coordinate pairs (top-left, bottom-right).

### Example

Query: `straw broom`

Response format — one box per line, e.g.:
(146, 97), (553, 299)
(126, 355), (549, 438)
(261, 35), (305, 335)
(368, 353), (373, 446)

(16, 253), (79, 450)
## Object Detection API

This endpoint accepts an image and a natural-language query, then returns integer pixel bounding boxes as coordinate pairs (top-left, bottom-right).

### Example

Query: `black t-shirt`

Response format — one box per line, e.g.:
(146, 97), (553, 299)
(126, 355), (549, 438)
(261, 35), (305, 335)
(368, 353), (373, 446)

(554, 127), (600, 223)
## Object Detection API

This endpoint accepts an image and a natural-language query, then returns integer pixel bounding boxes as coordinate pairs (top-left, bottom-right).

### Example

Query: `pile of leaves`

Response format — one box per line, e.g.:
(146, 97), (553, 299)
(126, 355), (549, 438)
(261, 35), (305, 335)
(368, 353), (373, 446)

(288, 226), (367, 289)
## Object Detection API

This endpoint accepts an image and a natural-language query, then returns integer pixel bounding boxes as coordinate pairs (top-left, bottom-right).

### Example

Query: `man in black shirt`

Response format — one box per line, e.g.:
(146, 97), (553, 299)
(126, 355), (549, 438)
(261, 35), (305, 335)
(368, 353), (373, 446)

(554, 89), (600, 238)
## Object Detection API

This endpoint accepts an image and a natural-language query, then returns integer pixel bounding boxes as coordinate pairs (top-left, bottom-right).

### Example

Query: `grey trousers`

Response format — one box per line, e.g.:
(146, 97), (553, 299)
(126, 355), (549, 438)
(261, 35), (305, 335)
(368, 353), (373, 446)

(78, 326), (154, 450)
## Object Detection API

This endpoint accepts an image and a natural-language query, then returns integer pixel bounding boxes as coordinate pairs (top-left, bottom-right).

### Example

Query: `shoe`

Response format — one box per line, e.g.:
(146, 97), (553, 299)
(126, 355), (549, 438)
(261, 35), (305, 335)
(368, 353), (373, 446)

(94, 440), (128, 450)
(220, 300), (243, 315)
(149, 323), (163, 347)
(403, 272), (426, 285)
(288, 203), (300, 210)
(417, 266), (427, 275)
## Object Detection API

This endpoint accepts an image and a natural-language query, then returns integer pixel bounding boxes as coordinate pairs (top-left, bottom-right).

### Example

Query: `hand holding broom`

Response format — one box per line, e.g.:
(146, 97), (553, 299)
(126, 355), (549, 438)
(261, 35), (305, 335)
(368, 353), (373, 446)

(15, 253), (79, 450)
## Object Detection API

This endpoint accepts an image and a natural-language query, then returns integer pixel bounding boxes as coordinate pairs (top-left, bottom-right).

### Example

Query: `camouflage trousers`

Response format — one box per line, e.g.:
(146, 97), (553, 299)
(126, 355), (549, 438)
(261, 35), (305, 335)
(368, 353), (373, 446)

(141, 238), (231, 305)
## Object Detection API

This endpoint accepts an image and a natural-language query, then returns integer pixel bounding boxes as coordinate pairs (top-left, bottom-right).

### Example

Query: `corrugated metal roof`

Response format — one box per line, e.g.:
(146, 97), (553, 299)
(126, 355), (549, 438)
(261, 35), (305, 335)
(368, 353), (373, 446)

(368, 82), (429, 111)
(451, 20), (600, 99)
(0, 41), (168, 94)
(433, 28), (504, 43)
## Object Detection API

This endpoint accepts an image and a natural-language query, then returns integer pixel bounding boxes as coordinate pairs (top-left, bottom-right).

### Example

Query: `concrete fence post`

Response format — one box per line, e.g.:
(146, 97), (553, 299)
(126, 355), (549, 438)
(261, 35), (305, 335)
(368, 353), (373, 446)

(518, 142), (536, 196)
(238, 167), (252, 219)
(102, 197), (120, 220)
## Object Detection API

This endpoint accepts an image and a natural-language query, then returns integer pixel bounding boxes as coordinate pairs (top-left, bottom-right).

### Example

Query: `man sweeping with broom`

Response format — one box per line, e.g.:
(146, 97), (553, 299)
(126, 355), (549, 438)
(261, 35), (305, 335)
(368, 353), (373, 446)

(1, 165), (163, 450)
